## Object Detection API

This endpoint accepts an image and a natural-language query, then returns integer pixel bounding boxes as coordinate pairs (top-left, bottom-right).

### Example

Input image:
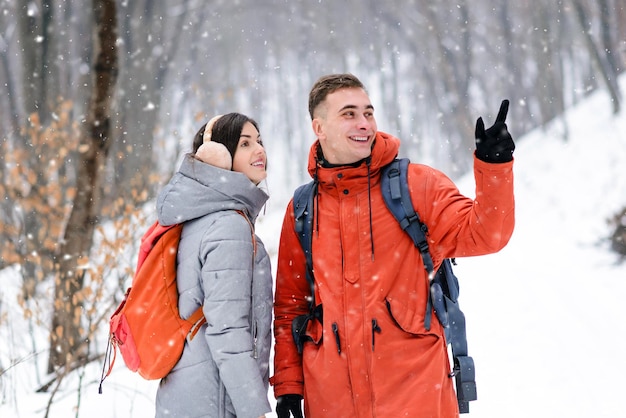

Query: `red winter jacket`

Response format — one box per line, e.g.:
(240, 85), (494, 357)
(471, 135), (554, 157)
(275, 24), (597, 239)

(272, 132), (514, 417)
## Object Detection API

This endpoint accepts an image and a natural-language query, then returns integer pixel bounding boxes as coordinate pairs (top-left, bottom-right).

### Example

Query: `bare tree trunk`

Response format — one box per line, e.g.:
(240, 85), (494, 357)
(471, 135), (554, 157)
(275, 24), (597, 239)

(47, 0), (118, 374)
(423, 1), (473, 173)
(531, 3), (567, 128)
(501, 3), (536, 135)
(39, 0), (54, 119)
(616, 1), (626, 73)
(571, 0), (621, 114)
(0, 33), (20, 138)
(18, 1), (42, 119)
(599, 0), (623, 77)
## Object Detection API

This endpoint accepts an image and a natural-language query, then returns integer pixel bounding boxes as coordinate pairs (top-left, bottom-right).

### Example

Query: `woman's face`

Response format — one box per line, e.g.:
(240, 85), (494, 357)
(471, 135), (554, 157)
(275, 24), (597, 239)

(232, 121), (267, 184)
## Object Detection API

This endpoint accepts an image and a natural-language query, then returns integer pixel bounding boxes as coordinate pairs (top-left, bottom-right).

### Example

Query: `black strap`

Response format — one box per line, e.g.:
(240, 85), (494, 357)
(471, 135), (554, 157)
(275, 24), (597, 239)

(292, 181), (322, 354)
(293, 181), (317, 310)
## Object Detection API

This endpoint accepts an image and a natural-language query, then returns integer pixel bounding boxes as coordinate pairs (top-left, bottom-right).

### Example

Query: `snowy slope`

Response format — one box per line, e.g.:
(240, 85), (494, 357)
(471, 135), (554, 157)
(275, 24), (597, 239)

(451, 88), (626, 418)
(1, 79), (625, 417)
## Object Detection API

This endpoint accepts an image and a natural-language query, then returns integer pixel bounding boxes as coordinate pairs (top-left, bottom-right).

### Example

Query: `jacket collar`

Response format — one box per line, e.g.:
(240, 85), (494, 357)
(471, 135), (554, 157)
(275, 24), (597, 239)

(157, 154), (269, 225)
(308, 131), (401, 193)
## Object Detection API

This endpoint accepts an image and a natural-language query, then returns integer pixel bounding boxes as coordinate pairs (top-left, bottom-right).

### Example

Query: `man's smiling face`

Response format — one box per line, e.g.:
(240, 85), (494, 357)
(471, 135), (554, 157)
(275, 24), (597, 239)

(312, 87), (377, 165)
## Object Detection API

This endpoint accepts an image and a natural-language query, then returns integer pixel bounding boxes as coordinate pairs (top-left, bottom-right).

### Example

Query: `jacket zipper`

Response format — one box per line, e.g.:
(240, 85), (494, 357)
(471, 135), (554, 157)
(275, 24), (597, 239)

(371, 318), (381, 351)
(252, 320), (258, 359)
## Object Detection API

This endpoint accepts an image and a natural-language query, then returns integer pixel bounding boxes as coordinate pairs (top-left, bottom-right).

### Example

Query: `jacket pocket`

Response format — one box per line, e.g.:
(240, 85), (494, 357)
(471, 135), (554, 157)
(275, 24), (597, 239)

(385, 297), (419, 335)
(385, 270), (438, 336)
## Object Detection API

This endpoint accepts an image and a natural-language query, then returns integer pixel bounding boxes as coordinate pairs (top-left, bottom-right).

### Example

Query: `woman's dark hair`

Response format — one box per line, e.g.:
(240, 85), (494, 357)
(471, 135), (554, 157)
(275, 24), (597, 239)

(192, 113), (260, 159)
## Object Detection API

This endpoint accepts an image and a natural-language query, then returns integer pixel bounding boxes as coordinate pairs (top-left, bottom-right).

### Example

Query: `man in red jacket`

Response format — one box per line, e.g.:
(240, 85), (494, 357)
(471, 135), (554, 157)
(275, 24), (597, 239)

(271, 73), (515, 418)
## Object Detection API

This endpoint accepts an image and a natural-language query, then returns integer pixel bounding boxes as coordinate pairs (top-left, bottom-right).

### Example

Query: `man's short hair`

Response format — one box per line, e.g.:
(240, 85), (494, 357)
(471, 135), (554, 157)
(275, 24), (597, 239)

(308, 73), (366, 120)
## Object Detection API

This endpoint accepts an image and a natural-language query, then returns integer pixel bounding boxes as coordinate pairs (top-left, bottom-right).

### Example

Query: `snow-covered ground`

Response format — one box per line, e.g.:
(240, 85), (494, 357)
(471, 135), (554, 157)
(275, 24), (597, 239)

(1, 79), (625, 417)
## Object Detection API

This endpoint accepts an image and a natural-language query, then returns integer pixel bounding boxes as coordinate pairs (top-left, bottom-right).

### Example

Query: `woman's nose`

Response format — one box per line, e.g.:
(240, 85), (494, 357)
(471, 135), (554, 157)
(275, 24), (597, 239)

(254, 142), (265, 155)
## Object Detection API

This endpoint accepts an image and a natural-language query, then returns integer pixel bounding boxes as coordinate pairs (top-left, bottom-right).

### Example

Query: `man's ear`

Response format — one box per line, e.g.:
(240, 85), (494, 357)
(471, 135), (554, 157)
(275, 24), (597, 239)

(312, 118), (324, 139)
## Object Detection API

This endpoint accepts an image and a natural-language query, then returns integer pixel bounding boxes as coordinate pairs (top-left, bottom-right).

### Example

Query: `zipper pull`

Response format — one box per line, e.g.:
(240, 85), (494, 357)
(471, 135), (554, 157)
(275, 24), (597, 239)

(251, 321), (258, 359)
(332, 322), (341, 354)
(371, 319), (381, 351)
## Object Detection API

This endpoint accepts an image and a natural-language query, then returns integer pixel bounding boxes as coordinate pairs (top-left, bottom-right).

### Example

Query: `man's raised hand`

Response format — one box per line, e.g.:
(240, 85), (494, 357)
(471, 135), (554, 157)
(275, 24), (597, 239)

(475, 99), (515, 163)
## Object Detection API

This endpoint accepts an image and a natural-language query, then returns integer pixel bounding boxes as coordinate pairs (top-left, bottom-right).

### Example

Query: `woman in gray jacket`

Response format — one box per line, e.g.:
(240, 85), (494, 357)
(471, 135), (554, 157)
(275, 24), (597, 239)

(155, 113), (272, 418)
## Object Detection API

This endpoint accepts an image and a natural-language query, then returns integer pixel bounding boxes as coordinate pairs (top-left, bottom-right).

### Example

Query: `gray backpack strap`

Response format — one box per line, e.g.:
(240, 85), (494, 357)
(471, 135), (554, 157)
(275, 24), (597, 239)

(291, 181), (321, 354)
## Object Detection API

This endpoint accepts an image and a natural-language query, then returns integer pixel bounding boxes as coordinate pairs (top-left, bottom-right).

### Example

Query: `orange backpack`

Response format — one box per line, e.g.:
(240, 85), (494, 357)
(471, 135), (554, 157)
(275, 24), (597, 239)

(100, 221), (206, 390)
(99, 211), (255, 392)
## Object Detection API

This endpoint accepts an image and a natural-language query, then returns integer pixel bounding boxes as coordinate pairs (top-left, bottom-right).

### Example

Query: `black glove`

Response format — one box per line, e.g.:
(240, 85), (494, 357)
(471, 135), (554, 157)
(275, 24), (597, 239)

(475, 99), (515, 163)
(276, 394), (303, 418)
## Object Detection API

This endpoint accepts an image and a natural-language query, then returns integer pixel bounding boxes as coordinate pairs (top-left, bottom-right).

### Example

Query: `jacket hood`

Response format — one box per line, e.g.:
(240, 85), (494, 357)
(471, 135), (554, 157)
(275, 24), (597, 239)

(157, 154), (269, 226)
(304, 131), (401, 260)
(307, 131), (401, 181)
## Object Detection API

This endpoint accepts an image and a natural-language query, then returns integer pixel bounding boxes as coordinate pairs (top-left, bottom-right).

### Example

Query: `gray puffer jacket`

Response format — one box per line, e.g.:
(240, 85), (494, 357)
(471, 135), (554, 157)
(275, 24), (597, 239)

(154, 155), (272, 418)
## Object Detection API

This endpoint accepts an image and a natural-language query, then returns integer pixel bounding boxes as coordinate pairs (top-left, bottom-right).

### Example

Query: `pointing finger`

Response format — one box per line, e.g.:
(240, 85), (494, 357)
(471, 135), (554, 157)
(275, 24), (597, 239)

(475, 117), (485, 139)
(496, 99), (509, 123)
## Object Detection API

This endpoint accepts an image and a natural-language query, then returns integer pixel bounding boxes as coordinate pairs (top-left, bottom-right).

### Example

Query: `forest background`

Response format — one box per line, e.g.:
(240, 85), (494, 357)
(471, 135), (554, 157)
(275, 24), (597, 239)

(0, 0), (625, 416)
